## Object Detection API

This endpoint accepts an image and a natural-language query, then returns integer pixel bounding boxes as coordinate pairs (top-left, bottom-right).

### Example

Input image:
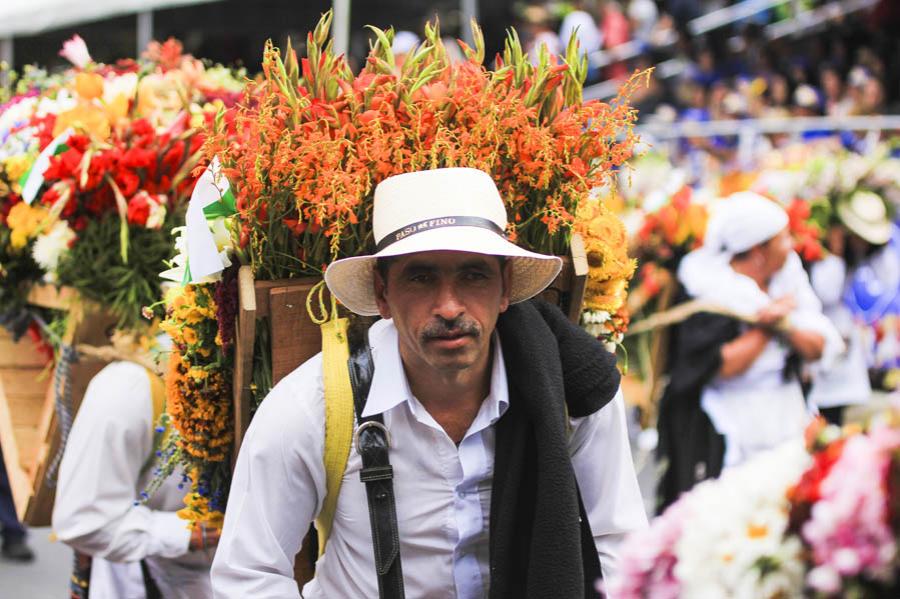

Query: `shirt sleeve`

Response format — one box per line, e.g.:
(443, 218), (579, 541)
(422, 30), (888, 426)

(52, 362), (191, 562)
(211, 355), (327, 599)
(568, 388), (648, 582)
(810, 255), (846, 308)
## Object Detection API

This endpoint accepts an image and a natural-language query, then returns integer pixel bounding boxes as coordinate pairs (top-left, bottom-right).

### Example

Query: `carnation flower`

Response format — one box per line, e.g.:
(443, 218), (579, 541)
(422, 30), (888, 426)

(802, 426), (900, 591)
(32, 220), (76, 281)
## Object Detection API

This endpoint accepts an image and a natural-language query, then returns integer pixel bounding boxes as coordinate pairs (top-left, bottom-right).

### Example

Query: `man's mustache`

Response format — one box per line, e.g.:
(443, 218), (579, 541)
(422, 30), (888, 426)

(420, 317), (481, 340)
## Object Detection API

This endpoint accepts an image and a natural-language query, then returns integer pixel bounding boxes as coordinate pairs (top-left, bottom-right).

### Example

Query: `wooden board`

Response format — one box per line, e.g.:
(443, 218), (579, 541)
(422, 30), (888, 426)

(0, 332), (52, 520)
(23, 356), (110, 526)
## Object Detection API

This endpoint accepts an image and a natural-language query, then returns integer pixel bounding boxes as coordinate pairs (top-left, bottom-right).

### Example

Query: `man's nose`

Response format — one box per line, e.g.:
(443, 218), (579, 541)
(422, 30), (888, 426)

(433, 281), (464, 320)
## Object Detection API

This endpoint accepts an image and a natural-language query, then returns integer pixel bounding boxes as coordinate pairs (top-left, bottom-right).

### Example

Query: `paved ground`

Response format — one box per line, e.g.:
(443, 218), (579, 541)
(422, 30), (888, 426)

(0, 526), (70, 598)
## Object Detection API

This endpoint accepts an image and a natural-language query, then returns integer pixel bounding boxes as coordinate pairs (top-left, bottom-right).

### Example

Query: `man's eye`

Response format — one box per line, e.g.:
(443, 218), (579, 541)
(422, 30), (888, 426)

(462, 271), (488, 281)
(408, 273), (433, 284)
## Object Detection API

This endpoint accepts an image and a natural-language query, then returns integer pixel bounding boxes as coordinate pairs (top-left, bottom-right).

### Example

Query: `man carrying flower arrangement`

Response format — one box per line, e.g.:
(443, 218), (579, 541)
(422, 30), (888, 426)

(211, 168), (647, 598)
(53, 348), (220, 598)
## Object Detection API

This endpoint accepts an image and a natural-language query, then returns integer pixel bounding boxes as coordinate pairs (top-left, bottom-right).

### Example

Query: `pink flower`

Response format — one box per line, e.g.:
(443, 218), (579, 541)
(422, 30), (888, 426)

(59, 34), (92, 69)
(605, 497), (689, 599)
(802, 426), (900, 592)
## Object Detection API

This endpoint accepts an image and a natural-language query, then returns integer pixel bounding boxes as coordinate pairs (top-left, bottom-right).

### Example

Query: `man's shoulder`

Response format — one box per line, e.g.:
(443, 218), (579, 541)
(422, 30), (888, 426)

(251, 352), (326, 437)
(84, 361), (151, 411)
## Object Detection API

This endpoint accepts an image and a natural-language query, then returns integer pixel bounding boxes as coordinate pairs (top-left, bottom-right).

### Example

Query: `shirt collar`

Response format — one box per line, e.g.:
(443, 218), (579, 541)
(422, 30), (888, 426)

(362, 319), (509, 419)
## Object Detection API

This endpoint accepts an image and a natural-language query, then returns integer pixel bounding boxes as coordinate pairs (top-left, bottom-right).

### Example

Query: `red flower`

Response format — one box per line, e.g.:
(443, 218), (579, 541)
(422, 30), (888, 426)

(115, 170), (141, 198)
(126, 191), (152, 226)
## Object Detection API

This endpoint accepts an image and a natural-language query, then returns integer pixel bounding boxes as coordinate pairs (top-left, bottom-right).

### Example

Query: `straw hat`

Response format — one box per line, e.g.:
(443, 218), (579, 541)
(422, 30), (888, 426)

(837, 190), (892, 245)
(324, 168), (562, 316)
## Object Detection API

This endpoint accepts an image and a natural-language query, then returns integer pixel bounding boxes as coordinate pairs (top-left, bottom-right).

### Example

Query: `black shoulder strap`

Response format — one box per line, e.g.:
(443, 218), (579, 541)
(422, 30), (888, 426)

(347, 328), (405, 599)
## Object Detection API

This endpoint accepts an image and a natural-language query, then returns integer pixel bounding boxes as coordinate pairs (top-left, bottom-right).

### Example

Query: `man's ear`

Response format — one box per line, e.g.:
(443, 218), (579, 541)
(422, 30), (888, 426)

(499, 259), (512, 313)
(373, 266), (392, 319)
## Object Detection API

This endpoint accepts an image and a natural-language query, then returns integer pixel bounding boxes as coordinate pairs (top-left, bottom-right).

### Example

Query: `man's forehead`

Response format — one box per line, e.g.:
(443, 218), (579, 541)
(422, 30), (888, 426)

(393, 250), (502, 269)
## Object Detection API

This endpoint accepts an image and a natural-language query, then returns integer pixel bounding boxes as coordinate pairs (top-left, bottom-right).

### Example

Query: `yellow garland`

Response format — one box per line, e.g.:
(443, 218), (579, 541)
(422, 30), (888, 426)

(576, 201), (636, 314)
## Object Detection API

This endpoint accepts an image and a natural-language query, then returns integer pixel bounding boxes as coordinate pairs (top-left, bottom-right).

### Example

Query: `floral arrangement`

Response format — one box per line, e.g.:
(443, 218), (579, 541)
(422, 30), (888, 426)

(156, 273), (237, 531)
(577, 199), (635, 346)
(202, 12), (641, 279)
(0, 35), (244, 331)
(159, 12), (643, 529)
(633, 185), (708, 272)
(609, 410), (900, 598)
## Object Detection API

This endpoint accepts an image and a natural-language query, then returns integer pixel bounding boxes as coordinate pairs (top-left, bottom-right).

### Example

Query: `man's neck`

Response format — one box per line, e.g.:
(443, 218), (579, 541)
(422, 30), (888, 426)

(401, 346), (493, 445)
(731, 259), (770, 292)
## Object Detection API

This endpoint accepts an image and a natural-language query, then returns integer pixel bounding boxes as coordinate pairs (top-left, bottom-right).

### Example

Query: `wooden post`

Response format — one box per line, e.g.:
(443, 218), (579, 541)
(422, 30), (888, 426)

(232, 266), (257, 461)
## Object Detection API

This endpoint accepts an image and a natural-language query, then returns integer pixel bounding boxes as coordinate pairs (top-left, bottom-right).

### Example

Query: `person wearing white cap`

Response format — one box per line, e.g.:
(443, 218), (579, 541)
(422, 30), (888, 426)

(656, 192), (843, 508)
(212, 167), (647, 598)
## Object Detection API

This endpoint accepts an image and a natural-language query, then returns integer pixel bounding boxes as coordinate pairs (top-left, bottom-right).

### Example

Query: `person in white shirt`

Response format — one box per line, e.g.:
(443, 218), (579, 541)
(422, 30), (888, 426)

(676, 192), (843, 467)
(212, 168), (647, 598)
(53, 361), (217, 599)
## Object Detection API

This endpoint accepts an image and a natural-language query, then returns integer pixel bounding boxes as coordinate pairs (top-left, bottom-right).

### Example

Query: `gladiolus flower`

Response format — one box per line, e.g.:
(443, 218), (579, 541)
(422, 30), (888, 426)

(59, 34), (93, 69)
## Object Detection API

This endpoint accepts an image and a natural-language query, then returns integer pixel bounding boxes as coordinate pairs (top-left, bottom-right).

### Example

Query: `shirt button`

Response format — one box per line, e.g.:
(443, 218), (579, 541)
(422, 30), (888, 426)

(457, 490), (466, 499)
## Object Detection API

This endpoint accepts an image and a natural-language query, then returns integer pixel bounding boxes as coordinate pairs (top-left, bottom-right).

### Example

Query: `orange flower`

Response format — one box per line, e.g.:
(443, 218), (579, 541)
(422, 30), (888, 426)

(74, 72), (105, 100)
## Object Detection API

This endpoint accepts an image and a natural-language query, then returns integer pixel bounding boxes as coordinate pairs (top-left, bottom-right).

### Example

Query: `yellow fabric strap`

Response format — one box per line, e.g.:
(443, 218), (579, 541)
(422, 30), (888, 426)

(146, 369), (166, 426)
(314, 317), (355, 557)
(139, 368), (168, 479)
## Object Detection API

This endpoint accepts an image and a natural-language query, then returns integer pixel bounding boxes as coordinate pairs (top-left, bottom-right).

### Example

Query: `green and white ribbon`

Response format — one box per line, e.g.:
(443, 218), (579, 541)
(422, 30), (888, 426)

(183, 156), (236, 283)
(20, 128), (74, 205)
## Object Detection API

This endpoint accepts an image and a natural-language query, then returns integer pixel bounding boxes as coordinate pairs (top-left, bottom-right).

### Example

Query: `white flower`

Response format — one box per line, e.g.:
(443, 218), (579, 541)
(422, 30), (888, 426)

(58, 35), (92, 69)
(673, 441), (810, 598)
(159, 222), (233, 284)
(807, 565), (840, 594)
(837, 153), (871, 193)
(103, 72), (139, 105)
(32, 220), (76, 282)
(145, 195), (168, 230)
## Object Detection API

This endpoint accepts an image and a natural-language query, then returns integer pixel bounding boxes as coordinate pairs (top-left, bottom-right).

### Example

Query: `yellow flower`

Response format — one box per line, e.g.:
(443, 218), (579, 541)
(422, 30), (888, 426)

(6, 202), (49, 250)
(182, 326), (198, 345)
(54, 103), (111, 139)
(74, 72), (105, 100)
(3, 155), (31, 183)
(187, 367), (208, 382)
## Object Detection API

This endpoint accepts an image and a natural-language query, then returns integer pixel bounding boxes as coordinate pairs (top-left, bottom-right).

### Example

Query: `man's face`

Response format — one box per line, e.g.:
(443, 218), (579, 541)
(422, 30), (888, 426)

(373, 250), (511, 375)
(762, 226), (792, 274)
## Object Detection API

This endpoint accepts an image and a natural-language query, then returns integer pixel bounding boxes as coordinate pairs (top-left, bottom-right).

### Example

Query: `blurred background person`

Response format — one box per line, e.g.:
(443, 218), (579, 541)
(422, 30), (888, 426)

(0, 442), (35, 562)
(53, 359), (218, 599)
(656, 192), (843, 509)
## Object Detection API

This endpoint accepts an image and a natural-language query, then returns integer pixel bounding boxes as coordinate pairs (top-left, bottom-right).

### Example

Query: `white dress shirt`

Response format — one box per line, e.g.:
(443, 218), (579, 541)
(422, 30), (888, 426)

(53, 362), (214, 599)
(808, 255), (871, 408)
(212, 318), (647, 598)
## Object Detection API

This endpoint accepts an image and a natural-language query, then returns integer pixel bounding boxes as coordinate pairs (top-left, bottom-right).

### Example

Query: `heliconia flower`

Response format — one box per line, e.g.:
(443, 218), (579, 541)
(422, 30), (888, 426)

(59, 34), (93, 69)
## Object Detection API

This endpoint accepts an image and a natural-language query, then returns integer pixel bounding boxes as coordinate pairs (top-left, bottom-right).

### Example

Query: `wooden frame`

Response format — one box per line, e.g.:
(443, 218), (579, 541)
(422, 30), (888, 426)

(0, 288), (116, 524)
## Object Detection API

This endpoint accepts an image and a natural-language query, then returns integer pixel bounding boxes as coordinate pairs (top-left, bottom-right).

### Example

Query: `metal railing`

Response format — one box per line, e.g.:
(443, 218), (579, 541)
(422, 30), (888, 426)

(637, 115), (900, 140)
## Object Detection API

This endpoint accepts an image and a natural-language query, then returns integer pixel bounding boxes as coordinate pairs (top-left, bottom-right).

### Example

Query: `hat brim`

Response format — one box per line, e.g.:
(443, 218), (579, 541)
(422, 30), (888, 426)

(837, 202), (892, 245)
(324, 226), (563, 316)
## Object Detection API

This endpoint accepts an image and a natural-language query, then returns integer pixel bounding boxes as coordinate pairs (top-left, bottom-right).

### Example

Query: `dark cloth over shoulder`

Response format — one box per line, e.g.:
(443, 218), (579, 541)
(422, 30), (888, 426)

(656, 301), (738, 511)
(489, 299), (620, 599)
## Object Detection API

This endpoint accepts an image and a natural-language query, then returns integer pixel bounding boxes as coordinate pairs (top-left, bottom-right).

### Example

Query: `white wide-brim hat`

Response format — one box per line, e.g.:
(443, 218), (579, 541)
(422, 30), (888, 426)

(324, 168), (562, 316)
(837, 190), (892, 246)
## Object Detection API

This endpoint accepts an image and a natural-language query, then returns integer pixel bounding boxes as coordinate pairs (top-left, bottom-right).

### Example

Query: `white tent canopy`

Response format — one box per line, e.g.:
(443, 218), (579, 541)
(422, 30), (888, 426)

(0, 0), (222, 38)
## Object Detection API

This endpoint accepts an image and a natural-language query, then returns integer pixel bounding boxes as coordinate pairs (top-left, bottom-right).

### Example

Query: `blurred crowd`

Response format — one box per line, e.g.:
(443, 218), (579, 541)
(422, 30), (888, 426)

(513, 0), (900, 122)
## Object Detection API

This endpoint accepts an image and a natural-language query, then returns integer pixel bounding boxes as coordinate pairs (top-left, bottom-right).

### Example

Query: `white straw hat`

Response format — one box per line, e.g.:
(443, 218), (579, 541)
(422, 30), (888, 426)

(324, 168), (563, 316)
(837, 190), (892, 245)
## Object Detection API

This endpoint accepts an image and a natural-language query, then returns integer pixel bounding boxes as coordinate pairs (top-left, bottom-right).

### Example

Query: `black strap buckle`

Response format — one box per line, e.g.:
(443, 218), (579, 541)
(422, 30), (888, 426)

(348, 325), (405, 599)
